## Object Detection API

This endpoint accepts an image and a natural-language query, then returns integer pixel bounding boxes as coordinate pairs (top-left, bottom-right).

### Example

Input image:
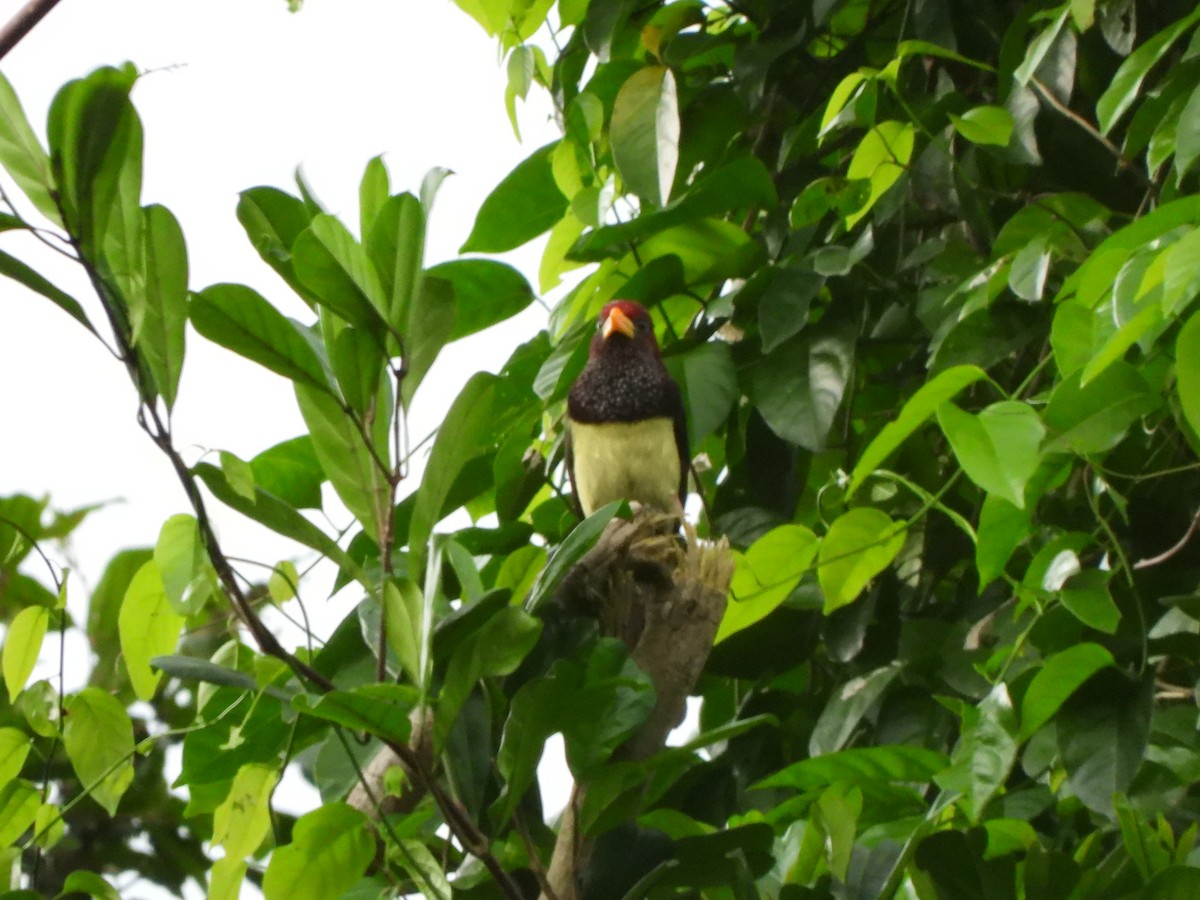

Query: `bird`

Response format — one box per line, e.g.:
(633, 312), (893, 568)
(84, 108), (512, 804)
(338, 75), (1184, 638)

(565, 300), (689, 518)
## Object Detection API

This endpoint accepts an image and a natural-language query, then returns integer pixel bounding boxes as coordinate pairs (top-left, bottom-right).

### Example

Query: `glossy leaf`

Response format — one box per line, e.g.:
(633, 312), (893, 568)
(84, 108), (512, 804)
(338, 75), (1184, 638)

(293, 214), (389, 337)
(1096, 8), (1200, 133)
(0, 72), (59, 223)
(0, 248), (95, 336)
(118, 560), (184, 701)
(212, 763), (278, 859)
(756, 744), (947, 791)
(236, 186), (315, 300)
(717, 525), (818, 642)
(818, 508), (906, 614)
(0, 780), (39, 848)
(1042, 363), (1159, 455)
(3, 605), (47, 703)
(427, 258), (535, 340)
(154, 513), (215, 617)
(190, 283), (331, 392)
(1176, 310), (1200, 436)
(63, 688), (135, 816)
(1059, 569), (1121, 633)
(939, 683), (1018, 823)
(848, 366), (987, 496)
(261, 803), (374, 900)
(937, 401), (1044, 508)
(127, 203), (188, 407)
(975, 495), (1031, 588)
(950, 105), (1014, 146)
(610, 66), (679, 207)
(365, 191), (423, 333)
(0, 728), (30, 789)
(809, 662), (902, 756)
(525, 501), (621, 613)
(665, 341), (738, 449)
(461, 142), (568, 253)
(1019, 643), (1114, 740)
(292, 683), (417, 744)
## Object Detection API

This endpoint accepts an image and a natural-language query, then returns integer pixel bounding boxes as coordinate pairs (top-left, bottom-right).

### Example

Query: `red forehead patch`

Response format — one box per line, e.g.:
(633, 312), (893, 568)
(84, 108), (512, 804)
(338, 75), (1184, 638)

(600, 299), (650, 322)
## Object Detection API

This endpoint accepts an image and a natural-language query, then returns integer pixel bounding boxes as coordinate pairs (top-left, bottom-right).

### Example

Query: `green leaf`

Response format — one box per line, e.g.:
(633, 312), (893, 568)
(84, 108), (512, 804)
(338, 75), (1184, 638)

(610, 66), (680, 207)
(437, 606), (541, 745)
(938, 684), (1018, 823)
(118, 561), (184, 701)
(128, 204), (188, 408)
(755, 744), (947, 791)
(236, 186), (315, 300)
(383, 578), (425, 687)
(717, 525), (819, 642)
(293, 214), (389, 338)
(844, 120), (914, 228)
(949, 105), (1014, 146)
(212, 763), (278, 859)
(408, 373), (498, 569)
(0, 248), (95, 336)
(1013, 6), (1069, 86)
(261, 803), (374, 900)
(292, 684), (417, 744)
(461, 142), (568, 253)
(1096, 8), (1200, 134)
(58, 871), (119, 900)
(267, 560), (299, 603)
(364, 191), (424, 333)
(758, 267), (823, 353)
(809, 662), (903, 756)
(3, 605), (47, 703)
(295, 381), (390, 542)
(427, 258), (535, 341)
(150, 654), (294, 703)
(1176, 310), (1200, 436)
(1059, 569), (1120, 633)
(190, 283), (331, 392)
(976, 495), (1031, 588)
(330, 326), (385, 415)
(665, 341), (738, 449)
(63, 688), (135, 816)
(399, 274), (456, 409)
(1009, 235), (1051, 301)
(1019, 643), (1114, 741)
(1042, 363), (1159, 455)
(0, 71), (59, 223)
(0, 728), (29, 790)
(525, 501), (622, 614)
(1175, 83), (1200, 180)
(749, 318), (855, 452)
(1057, 671), (1152, 815)
(937, 401), (1045, 508)
(46, 64), (141, 255)
(154, 513), (215, 617)
(193, 463), (358, 577)
(848, 365), (987, 496)
(1143, 867), (1200, 899)
(250, 437), (325, 509)
(0, 780), (39, 848)
(358, 154), (389, 241)
(818, 508), (906, 614)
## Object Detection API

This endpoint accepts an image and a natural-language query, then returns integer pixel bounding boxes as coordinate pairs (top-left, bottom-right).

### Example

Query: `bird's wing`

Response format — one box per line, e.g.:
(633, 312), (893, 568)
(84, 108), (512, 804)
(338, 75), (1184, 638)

(669, 382), (690, 506)
(563, 420), (585, 518)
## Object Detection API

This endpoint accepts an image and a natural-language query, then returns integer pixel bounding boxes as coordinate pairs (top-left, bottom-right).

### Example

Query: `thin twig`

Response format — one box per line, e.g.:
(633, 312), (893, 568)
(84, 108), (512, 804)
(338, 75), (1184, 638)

(0, 0), (63, 62)
(1134, 506), (1200, 570)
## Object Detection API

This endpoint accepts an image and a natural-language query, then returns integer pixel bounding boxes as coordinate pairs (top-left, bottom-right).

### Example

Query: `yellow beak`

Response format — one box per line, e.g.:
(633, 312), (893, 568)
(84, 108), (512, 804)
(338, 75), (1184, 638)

(601, 306), (637, 340)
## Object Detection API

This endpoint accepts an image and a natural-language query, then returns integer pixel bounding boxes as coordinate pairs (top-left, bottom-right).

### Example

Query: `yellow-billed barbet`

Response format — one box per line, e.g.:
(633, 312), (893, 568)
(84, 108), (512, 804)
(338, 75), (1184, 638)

(566, 300), (688, 517)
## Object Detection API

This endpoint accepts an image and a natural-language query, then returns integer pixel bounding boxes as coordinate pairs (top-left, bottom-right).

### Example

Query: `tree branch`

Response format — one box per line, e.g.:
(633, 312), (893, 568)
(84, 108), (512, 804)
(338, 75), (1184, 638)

(0, 0), (64, 62)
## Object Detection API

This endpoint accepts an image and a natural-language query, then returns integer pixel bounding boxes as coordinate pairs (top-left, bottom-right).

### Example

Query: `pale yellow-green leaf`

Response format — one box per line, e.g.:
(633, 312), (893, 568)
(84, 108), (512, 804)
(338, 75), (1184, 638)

(118, 560), (185, 701)
(3, 605), (48, 703)
(213, 763), (279, 859)
(208, 855), (247, 900)
(0, 728), (30, 788)
(268, 561), (299, 604)
(819, 508), (906, 614)
(63, 688), (135, 816)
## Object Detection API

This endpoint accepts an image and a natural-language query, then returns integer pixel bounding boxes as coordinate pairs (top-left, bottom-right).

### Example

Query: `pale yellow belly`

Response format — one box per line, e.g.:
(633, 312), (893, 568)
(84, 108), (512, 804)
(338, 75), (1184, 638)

(568, 418), (680, 516)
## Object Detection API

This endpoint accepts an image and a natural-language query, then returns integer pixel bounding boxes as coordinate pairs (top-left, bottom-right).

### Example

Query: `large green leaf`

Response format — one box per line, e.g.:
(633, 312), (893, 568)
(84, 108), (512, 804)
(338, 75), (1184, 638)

(0, 780), (39, 848)
(818, 508), (906, 614)
(295, 381), (391, 542)
(427, 258), (535, 340)
(610, 66), (679, 207)
(130, 204), (188, 409)
(1175, 310), (1200, 436)
(1019, 643), (1114, 741)
(408, 373), (498, 569)
(1057, 671), (1152, 815)
(292, 684), (418, 745)
(63, 688), (135, 816)
(365, 191), (424, 333)
(717, 524), (818, 642)
(0, 71), (59, 223)
(236, 186), (315, 301)
(399, 274), (456, 409)
(809, 662), (902, 756)
(2, 605), (47, 703)
(939, 684), (1019, 823)
(118, 561), (184, 701)
(755, 744), (947, 791)
(847, 365), (987, 496)
(937, 401), (1044, 508)
(460, 142), (568, 252)
(1042, 363), (1159, 455)
(749, 318), (855, 452)
(293, 214), (389, 338)
(190, 283), (331, 392)
(1096, 8), (1200, 134)
(665, 341), (738, 449)
(212, 763), (278, 860)
(261, 803), (374, 900)
(154, 513), (216, 617)
(0, 728), (31, 789)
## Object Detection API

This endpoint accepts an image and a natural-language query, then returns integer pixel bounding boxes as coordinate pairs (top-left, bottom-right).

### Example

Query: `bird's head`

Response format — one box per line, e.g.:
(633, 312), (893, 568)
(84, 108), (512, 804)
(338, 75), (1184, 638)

(591, 300), (660, 358)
